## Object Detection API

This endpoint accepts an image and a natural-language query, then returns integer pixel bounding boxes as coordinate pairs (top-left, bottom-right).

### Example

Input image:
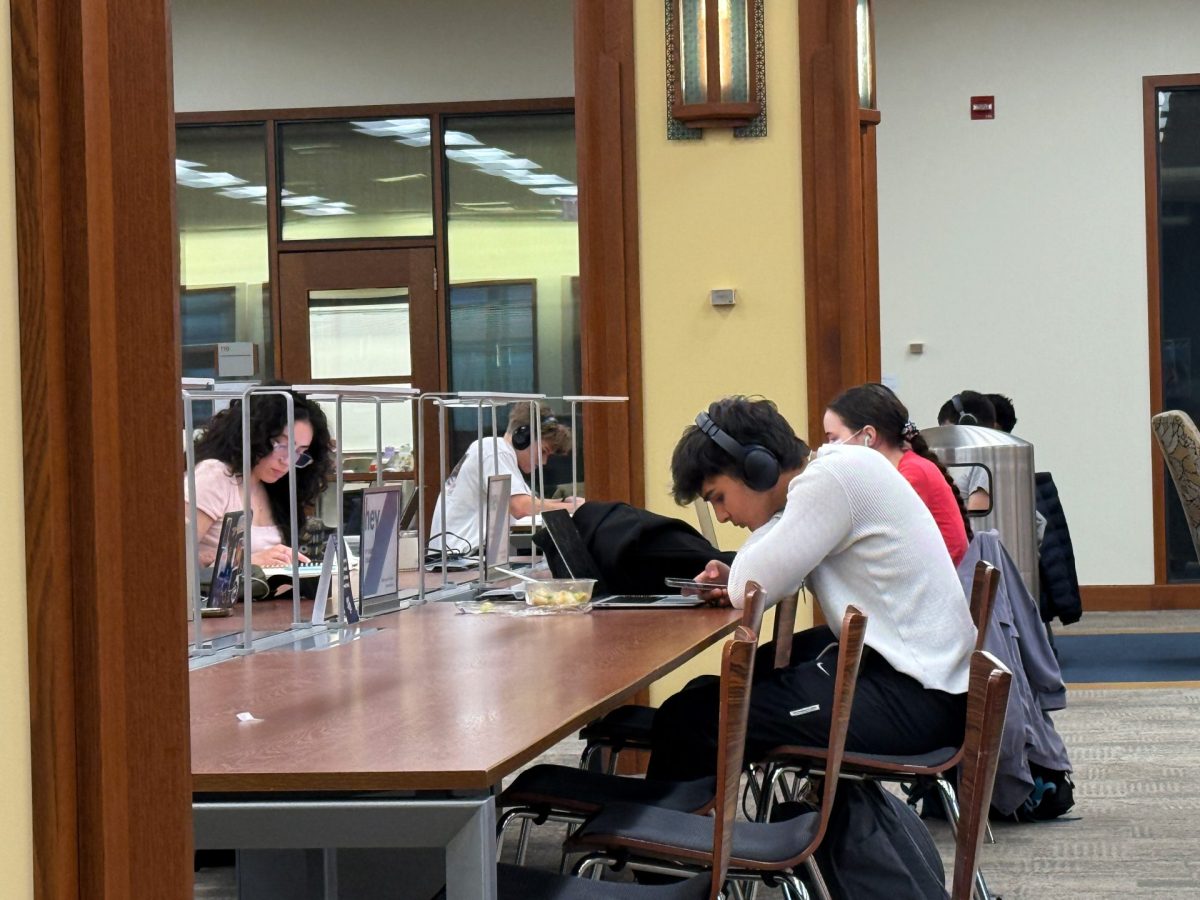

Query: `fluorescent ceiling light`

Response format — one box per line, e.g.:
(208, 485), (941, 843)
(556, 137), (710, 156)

(530, 186), (578, 196)
(351, 118), (429, 137)
(375, 173), (428, 183)
(446, 147), (513, 163)
(444, 131), (483, 146)
(281, 195), (327, 207)
(502, 173), (572, 186)
(296, 206), (355, 217)
(217, 185), (268, 199)
(474, 158), (542, 172)
(396, 135), (432, 147)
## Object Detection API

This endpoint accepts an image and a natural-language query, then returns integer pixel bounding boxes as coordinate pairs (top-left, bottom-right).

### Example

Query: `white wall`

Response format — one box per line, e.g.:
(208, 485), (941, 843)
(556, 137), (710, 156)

(172, 0), (574, 111)
(875, 0), (1200, 585)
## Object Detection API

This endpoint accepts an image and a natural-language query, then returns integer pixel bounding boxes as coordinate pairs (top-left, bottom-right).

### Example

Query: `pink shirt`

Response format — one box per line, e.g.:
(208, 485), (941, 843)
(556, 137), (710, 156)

(184, 459), (283, 561)
(897, 450), (968, 566)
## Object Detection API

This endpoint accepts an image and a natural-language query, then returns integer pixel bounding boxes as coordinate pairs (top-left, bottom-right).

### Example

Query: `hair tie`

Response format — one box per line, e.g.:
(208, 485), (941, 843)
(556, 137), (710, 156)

(902, 420), (920, 442)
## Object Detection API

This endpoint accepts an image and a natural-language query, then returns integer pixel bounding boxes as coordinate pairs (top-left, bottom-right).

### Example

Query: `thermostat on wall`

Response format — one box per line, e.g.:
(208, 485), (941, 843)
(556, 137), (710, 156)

(710, 289), (737, 307)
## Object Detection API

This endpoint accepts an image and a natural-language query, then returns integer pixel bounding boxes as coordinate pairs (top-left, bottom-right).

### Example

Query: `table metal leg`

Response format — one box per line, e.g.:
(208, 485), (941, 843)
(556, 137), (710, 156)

(445, 796), (497, 900)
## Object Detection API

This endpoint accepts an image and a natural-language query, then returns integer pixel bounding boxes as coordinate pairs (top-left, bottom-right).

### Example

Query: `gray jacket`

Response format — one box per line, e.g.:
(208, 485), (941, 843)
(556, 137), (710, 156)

(958, 531), (1072, 814)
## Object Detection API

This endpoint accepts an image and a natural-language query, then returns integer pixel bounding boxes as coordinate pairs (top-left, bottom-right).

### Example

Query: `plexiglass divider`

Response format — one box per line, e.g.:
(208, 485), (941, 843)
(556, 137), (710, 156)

(292, 385), (420, 625)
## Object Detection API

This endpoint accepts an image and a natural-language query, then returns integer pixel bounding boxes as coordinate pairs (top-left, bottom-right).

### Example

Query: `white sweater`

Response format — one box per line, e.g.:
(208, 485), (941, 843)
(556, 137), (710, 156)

(729, 443), (974, 694)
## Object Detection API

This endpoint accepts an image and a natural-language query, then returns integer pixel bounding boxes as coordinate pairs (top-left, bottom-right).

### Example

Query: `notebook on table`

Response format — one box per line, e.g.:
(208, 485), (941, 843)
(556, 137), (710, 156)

(538, 509), (704, 609)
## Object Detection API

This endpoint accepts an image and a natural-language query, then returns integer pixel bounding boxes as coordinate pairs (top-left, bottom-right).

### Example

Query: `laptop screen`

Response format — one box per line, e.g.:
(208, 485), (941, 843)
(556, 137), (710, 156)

(539, 508), (606, 591)
(483, 474), (512, 572)
(206, 510), (245, 609)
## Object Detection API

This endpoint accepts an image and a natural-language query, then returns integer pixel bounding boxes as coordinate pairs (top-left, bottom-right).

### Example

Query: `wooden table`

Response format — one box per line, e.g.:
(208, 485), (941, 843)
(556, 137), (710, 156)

(191, 601), (741, 898)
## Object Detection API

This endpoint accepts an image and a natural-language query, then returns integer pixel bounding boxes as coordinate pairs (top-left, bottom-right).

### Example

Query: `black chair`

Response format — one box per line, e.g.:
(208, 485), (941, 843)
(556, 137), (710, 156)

(754, 566), (1001, 899)
(497, 584), (769, 864)
(563, 607), (868, 900)
(493, 625), (761, 899)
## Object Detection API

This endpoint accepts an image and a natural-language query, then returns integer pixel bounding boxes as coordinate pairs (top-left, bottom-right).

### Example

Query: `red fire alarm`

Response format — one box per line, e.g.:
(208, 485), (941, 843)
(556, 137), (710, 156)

(970, 96), (995, 120)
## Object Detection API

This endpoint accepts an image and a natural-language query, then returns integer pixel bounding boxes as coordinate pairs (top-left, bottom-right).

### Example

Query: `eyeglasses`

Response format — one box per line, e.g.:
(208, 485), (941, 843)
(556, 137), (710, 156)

(271, 441), (313, 469)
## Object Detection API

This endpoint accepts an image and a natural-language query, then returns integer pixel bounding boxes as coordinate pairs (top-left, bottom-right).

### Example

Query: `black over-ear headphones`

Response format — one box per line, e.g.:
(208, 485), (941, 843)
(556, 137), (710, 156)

(951, 394), (979, 426)
(694, 411), (781, 492)
(512, 414), (559, 451)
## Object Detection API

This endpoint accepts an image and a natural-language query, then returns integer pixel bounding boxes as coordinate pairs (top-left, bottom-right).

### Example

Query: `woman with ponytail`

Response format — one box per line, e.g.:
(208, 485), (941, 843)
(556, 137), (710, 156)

(825, 383), (971, 565)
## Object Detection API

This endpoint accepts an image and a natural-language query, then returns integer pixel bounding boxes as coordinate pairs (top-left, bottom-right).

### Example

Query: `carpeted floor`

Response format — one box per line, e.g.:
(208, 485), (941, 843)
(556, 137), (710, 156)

(1055, 631), (1200, 684)
(194, 611), (1200, 899)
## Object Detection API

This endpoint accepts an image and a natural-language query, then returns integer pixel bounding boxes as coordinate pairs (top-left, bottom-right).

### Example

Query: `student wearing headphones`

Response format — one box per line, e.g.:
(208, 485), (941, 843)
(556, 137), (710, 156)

(428, 402), (584, 555)
(825, 383), (970, 565)
(937, 390), (997, 512)
(647, 395), (974, 782)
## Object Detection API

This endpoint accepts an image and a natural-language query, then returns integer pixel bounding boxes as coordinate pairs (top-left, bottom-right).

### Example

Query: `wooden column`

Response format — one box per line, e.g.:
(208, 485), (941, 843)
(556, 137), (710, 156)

(11, 0), (193, 895)
(575, 0), (645, 506)
(799, 0), (880, 445)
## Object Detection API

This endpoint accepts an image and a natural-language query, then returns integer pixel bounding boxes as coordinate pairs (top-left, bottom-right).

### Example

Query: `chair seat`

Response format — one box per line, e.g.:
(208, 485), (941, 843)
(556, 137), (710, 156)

(498, 863), (711, 899)
(500, 765), (715, 815)
(579, 705), (657, 747)
(569, 801), (819, 868)
(765, 744), (959, 776)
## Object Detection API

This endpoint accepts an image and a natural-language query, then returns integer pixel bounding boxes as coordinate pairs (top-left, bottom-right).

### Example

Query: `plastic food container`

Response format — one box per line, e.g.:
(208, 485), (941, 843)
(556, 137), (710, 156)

(525, 578), (597, 608)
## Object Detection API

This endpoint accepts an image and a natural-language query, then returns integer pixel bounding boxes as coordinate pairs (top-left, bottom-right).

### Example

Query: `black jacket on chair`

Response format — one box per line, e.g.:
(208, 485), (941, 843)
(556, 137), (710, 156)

(1035, 472), (1083, 626)
(535, 501), (735, 595)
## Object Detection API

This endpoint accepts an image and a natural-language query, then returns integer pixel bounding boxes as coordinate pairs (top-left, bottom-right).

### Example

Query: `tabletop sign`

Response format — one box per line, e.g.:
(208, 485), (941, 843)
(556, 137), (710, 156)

(360, 485), (401, 605)
(339, 537), (359, 624)
(970, 96), (995, 120)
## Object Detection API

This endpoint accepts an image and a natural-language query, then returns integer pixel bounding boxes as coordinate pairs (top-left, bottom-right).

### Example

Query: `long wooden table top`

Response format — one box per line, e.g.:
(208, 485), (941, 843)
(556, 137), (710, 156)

(191, 601), (740, 793)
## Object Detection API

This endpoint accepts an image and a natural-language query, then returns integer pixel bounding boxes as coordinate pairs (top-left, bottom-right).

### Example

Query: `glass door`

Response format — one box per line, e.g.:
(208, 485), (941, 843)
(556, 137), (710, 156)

(279, 248), (439, 525)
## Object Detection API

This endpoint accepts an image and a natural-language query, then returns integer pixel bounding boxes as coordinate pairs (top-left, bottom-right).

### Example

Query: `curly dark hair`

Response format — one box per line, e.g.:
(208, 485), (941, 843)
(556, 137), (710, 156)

(828, 383), (972, 541)
(193, 391), (333, 545)
(670, 396), (810, 505)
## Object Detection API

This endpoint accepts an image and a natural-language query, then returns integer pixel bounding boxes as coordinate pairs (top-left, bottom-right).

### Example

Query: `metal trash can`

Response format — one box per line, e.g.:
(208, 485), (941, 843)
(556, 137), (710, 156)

(922, 424), (1039, 596)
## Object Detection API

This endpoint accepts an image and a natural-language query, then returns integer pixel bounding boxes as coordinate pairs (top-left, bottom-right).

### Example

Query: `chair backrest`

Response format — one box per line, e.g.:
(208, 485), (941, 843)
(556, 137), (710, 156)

(968, 561), (999, 652)
(709, 625), (759, 900)
(797, 606), (868, 863)
(771, 591), (800, 670)
(951, 651), (1012, 900)
(740, 581), (766, 635)
(1151, 410), (1200, 563)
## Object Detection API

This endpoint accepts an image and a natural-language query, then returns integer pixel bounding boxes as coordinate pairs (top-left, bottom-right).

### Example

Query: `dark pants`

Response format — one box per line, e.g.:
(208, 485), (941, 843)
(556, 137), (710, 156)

(646, 626), (967, 782)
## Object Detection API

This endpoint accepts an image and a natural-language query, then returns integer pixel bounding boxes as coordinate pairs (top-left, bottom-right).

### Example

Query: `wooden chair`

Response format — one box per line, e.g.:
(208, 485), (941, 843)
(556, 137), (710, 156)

(498, 584), (768, 864)
(1152, 410), (1200, 563)
(575, 583), (773, 775)
(564, 607), (868, 900)
(951, 651), (1012, 900)
(751, 565), (999, 882)
(493, 625), (760, 899)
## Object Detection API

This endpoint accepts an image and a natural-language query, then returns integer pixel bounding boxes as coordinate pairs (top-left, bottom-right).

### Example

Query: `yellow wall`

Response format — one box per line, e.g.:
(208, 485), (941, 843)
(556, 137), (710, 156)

(636, 0), (812, 701)
(0, 0), (36, 892)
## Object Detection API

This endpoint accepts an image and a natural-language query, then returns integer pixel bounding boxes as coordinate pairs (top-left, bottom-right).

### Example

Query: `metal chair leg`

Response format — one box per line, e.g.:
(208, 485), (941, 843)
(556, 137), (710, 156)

(802, 857), (833, 900)
(779, 872), (812, 900)
(974, 867), (991, 900)
(513, 816), (532, 866)
(985, 820), (995, 844)
(935, 776), (963, 833)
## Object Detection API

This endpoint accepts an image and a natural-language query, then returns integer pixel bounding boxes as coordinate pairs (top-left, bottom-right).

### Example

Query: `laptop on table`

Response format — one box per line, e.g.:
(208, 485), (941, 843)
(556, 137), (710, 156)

(539, 509), (704, 609)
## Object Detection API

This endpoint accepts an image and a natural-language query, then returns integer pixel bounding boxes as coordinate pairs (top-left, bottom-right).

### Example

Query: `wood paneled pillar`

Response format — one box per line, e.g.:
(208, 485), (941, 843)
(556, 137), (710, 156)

(11, 0), (193, 895)
(799, 0), (881, 445)
(575, 0), (645, 506)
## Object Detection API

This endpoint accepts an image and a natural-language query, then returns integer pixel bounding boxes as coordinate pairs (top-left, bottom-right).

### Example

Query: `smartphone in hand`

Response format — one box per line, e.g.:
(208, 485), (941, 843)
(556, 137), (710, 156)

(664, 577), (729, 592)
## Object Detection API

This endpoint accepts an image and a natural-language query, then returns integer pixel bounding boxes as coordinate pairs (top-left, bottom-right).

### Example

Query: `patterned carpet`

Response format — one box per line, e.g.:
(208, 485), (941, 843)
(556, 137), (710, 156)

(195, 612), (1200, 899)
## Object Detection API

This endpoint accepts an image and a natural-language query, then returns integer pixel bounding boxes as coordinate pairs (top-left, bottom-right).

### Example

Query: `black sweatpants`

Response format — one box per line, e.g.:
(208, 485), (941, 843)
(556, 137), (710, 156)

(646, 626), (967, 782)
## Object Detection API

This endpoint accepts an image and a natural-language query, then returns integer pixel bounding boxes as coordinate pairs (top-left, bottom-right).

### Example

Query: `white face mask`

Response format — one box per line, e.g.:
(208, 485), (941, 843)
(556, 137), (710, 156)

(829, 426), (869, 448)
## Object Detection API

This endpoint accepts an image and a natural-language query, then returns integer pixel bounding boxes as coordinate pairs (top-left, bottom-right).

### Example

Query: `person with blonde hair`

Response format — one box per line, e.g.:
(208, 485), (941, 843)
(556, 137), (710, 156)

(428, 402), (583, 555)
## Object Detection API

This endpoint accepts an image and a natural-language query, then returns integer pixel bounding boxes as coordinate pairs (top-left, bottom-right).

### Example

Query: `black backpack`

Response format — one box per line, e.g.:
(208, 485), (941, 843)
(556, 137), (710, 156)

(1003, 762), (1076, 822)
(777, 781), (948, 899)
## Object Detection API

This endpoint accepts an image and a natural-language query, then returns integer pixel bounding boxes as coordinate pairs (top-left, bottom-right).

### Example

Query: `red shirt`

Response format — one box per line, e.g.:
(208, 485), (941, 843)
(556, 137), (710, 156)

(897, 450), (969, 566)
